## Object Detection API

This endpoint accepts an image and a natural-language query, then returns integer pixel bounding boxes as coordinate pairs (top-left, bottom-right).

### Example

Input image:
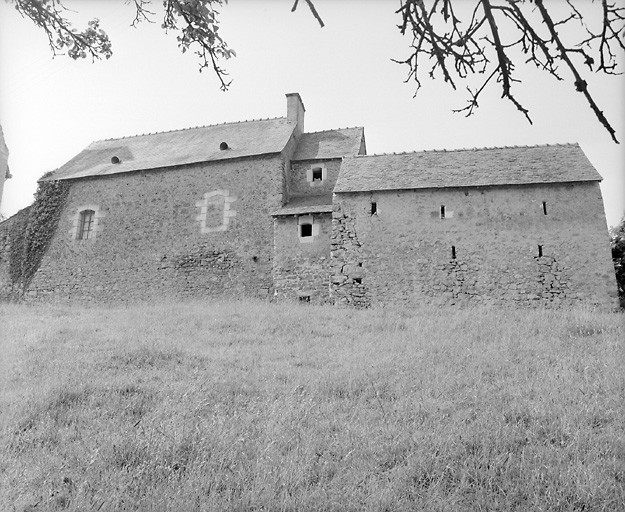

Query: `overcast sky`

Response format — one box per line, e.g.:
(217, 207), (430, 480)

(1, 0), (623, 227)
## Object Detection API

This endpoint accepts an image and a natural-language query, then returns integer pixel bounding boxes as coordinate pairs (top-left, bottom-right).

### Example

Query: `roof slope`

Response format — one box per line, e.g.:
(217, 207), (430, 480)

(42, 118), (295, 181)
(334, 144), (602, 193)
(292, 127), (364, 160)
(272, 194), (333, 216)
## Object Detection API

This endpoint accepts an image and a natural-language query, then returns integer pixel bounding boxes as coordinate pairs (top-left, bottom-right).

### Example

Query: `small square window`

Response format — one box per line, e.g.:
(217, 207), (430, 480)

(300, 223), (313, 237)
(312, 167), (323, 182)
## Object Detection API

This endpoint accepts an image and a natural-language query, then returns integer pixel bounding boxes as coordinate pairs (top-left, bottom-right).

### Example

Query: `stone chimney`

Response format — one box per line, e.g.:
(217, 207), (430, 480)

(286, 92), (305, 137)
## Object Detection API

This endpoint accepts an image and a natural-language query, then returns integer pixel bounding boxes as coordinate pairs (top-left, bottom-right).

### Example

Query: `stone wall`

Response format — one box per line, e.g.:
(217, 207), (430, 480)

(289, 159), (342, 198)
(273, 212), (332, 303)
(331, 182), (619, 309)
(19, 155), (285, 303)
(0, 207), (30, 300)
(0, 124), (10, 216)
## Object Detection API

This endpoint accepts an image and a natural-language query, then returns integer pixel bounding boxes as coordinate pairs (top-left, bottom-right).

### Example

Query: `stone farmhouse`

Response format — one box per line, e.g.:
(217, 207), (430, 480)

(0, 93), (618, 308)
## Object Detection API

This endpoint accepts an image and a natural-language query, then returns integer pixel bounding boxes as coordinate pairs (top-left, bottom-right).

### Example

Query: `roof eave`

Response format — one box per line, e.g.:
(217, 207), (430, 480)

(334, 178), (602, 194)
(39, 150), (285, 182)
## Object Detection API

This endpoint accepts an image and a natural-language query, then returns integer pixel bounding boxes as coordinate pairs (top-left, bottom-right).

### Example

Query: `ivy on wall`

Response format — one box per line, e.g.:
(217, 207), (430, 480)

(8, 179), (70, 298)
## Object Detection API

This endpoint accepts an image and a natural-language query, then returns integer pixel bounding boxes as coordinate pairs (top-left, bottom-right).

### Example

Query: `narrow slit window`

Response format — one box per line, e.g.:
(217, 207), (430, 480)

(451, 246), (456, 259)
(370, 202), (377, 215)
(538, 245), (543, 257)
(300, 223), (313, 237)
(312, 167), (323, 182)
(77, 210), (95, 240)
(440, 205), (446, 219)
(542, 201), (548, 215)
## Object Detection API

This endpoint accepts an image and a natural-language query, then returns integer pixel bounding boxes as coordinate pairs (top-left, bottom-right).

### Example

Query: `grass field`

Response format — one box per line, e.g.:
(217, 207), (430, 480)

(1, 300), (624, 511)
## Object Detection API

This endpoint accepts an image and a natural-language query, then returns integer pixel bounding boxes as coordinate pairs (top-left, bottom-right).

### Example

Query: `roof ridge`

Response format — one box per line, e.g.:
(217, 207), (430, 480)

(343, 142), (579, 158)
(303, 126), (364, 135)
(94, 116), (288, 143)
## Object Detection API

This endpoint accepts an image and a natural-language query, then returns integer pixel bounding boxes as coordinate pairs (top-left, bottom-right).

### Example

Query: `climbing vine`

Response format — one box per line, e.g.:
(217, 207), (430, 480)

(8, 179), (70, 297)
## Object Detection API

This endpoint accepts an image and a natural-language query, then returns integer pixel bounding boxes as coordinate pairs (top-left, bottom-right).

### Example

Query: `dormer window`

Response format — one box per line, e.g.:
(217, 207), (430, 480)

(306, 165), (327, 186)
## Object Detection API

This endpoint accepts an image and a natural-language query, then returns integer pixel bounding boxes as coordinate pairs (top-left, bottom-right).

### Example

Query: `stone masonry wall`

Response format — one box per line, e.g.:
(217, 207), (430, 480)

(289, 160), (341, 198)
(273, 212), (332, 303)
(20, 155), (285, 303)
(0, 208), (30, 300)
(331, 182), (619, 309)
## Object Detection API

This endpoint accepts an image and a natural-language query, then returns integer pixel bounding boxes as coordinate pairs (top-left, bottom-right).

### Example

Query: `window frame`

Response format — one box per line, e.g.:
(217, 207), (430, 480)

(70, 205), (104, 241)
(298, 214), (319, 243)
(77, 209), (95, 240)
(306, 164), (327, 187)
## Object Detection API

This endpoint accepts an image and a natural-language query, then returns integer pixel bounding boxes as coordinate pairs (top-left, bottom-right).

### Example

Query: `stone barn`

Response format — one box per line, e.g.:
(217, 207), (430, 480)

(330, 149), (618, 308)
(0, 93), (618, 308)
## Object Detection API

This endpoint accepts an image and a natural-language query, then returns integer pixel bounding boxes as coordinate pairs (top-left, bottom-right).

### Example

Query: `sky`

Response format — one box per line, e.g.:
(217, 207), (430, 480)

(0, 0), (623, 227)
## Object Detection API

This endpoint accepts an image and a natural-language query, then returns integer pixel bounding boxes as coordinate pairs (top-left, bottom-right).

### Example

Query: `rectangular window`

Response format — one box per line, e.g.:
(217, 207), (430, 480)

(312, 167), (323, 182)
(78, 210), (95, 240)
(542, 201), (548, 215)
(371, 202), (377, 215)
(300, 223), (313, 237)
(538, 245), (543, 257)
(440, 205), (446, 219)
(451, 245), (456, 259)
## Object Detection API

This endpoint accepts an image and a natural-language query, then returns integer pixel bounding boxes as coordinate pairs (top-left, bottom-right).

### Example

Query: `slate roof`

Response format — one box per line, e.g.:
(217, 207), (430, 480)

(41, 118), (295, 181)
(334, 144), (602, 193)
(292, 127), (364, 161)
(272, 194), (333, 216)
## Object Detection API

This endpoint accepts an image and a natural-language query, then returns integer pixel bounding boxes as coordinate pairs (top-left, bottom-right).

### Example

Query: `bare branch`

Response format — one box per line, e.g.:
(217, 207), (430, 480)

(126, 0), (155, 27)
(481, 0), (531, 122)
(292, 0), (324, 28)
(395, 0), (624, 142)
(534, 0), (619, 143)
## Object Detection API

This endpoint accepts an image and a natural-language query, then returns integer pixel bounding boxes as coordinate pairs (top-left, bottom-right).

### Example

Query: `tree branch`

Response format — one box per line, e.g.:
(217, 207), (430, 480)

(535, 0), (619, 143)
(292, 0), (324, 28)
(481, 0), (531, 123)
(395, 0), (623, 142)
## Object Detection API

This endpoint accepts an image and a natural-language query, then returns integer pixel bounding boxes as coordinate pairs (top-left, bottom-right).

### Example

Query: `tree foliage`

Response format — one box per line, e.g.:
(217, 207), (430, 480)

(11, 0), (625, 140)
(611, 216), (625, 308)
(12, 0), (321, 91)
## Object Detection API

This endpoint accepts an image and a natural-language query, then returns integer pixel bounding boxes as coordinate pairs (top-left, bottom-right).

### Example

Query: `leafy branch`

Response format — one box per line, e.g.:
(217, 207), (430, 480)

(14, 0), (112, 60)
(12, 0), (324, 92)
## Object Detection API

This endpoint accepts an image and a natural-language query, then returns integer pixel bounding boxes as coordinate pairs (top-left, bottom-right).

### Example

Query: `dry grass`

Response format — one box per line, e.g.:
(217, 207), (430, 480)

(0, 300), (624, 511)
